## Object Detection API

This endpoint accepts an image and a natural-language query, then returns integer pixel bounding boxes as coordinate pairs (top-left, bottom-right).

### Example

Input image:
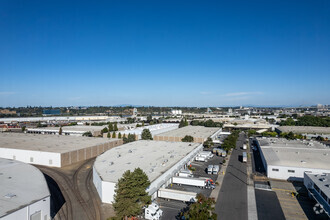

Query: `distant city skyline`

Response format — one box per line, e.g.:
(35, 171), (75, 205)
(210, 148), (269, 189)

(1, 0), (330, 107)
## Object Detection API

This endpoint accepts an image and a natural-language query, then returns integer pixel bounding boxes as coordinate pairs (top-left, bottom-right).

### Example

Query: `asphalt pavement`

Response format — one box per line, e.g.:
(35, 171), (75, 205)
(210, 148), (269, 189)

(215, 132), (248, 220)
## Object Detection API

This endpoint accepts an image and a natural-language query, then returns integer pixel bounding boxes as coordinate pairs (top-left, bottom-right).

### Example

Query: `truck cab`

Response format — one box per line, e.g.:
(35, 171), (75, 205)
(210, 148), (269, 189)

(145, 203), (163, 220)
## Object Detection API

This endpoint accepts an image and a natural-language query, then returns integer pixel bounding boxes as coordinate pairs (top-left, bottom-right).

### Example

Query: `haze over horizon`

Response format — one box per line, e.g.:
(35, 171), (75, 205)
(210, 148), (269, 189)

(1, 0), (330, 107)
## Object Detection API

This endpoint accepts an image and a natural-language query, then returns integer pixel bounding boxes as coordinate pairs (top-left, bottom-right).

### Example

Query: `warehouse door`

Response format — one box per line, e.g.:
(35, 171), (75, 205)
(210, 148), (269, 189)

(30, 211), (41, 220)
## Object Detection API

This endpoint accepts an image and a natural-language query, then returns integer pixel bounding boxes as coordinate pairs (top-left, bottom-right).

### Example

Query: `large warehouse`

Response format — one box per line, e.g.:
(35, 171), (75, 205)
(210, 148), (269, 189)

(0, 133), (122, 167)
(93, 140), (202, 204)
(26, 125), (107, 136)
(103, 123), (179, 139)
(153, 126), (221, 143)
(0, 158), (50, 220)
(277, 126), (330, 139)
(255, 137), (330, 181)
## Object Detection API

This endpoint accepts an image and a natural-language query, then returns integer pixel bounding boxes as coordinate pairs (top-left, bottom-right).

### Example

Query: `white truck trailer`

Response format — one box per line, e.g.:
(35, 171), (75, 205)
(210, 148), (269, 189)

(158, 188), (197, 202)
(242, 144), (247, 150)
(172, 176), (215, 189)
(145, 202), (163, 220)
(178, 169), (193, 178)
(195, 156), (207, 162)
(212, 165), (219, 174)
(198, 151), (213, 159)
(207, 165), (214, 174)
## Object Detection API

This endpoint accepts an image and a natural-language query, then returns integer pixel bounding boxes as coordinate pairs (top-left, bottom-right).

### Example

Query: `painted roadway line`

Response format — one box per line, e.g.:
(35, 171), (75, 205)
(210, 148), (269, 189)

(272, 188), (296, 192)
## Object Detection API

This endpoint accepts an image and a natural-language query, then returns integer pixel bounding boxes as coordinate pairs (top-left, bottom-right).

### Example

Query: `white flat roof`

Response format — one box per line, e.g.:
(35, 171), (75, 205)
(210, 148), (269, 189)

(278, 126), (330, 134)
(0, 158), (50, 217)
(306, 173), (330, 199)
(257, 138), (330, 170)
(118, 123), (178, 135)
(94, 140), (201, 183)
(154, 126), (220, 139)
(0, 133), (120, 153)
(27, 125), (106, 133)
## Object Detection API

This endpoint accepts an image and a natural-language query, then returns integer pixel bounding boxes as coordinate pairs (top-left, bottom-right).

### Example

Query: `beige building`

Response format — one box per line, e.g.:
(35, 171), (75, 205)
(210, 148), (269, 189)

(153, 126), (221, 143)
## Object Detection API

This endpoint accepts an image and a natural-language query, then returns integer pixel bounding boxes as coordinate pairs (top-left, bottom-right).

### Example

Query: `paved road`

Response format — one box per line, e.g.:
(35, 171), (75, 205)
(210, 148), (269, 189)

(215, 132), (248, 220)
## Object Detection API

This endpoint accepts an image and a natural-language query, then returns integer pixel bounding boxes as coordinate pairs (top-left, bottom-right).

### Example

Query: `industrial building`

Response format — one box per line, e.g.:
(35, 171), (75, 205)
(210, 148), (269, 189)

(103, 123), (179, 139)
(255, 137), (330, 181)
(277, 126), (330, 140)
(93, 140), (202, 204)
(0, 158), (50, 220)
(26, 125), (106, 136)
(153, 126), (221, 143)
(304, 172), (330, 217)
(0, 133), (122, 167)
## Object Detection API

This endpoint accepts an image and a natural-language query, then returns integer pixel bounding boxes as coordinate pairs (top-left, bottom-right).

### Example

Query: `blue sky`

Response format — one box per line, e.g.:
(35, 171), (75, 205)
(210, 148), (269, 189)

(0, 0), (329, 107)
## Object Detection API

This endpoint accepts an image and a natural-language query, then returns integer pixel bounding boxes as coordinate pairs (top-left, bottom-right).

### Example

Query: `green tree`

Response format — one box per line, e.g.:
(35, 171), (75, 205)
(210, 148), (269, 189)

(147, 115), (152, 122)
(182, 135), (194, 142)
(184, 118), (189, 126)
(179, 119), (186, 128)
(118, 132), (122, 139)
(114, 123), (118, 131)
(183, 193), (217, 220)
(141, 129), (153, 140)
(142, 121), (145, 127)
(203, 137), (213, 148)
(107, 132), (111, 138)
(21, 126), (26, 132)
(82, 131), (92, 137)
(59, 127), (63, 135)
(123, 133), (136, 144)
(109, 123), (114, 132)
(112, 132), (116, 138)
(113, 168), (151, 219)
(101, 127), (109, 134)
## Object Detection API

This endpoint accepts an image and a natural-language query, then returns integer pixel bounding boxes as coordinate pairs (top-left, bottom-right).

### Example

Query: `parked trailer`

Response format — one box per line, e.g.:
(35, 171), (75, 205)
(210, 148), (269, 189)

(207, 165), (214, 174)
(212, 165), (219, 174)
(199, 151), (213, 159)
(242, 152), (247, 163)
(158, 188), (197, 202)
(195, 156), (207, 162)
(172, 176), (215, 189)
(178, 172), (193, 178)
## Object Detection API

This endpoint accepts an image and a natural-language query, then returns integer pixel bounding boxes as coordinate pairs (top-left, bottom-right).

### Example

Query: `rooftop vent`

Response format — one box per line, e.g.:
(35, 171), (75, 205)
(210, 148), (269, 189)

(301, 160), (307, 163)
(325, 184), (330, 188)
(109, 162), (114, 166)
(319, 178), (327, 182)
(4, 193), (16, 199)
(128, 150), (132, 153)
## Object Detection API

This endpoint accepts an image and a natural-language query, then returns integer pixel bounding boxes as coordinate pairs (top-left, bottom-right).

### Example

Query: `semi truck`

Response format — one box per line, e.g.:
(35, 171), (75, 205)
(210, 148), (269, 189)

(158, 188), (197, 203)
(172, 176), (215, 189)
(242, 152), (247, 163)
(145, 202), (163, 220)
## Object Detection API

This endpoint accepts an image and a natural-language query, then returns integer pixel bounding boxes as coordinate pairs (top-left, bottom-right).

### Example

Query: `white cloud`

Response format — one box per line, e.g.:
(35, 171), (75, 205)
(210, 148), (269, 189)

(224, 92), (263, 97)
(0, 92), (16, 95)
(200, 91), (212, 95)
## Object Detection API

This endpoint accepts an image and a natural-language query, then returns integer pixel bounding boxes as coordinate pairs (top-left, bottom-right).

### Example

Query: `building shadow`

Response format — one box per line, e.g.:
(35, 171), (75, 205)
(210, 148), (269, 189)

(43, 173), (65, 218)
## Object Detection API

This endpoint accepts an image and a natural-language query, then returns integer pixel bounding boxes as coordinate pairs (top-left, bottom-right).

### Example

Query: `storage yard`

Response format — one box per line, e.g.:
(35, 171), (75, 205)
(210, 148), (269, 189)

(153, 126), (221, 143)
(0, 133), (123, 167)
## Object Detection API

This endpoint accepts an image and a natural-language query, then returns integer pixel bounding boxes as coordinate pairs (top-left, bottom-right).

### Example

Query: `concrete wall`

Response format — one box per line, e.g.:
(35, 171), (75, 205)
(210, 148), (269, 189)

(1, 196), (50, 220)
(0, 148), (61, 167)
(61, 139), (123, 167)
(267, 165), (330, 181)
(153, 135), (205, 143)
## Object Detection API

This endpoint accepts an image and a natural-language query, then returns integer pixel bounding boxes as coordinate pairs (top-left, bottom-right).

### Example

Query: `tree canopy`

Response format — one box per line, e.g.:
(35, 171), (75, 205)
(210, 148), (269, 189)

(221, 131), (239, 151)
(280, 116), (330, 127)
(123, 133), (136, 144)
(113, 168), (151, 219)
(82, 131), (92, 137)
(141, 129), (153, 140)
(190, 119), (222, 128)
(182, 135), (194, 142)
(183, 193), (217, 220)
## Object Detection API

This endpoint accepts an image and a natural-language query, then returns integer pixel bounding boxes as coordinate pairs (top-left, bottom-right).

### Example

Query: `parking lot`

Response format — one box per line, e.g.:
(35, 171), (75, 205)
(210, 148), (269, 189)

(157, 151), (224, 219)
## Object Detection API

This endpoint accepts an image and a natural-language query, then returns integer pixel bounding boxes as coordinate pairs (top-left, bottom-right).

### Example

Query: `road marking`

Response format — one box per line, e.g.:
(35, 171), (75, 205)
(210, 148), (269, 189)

(272, 188), (295, 192)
